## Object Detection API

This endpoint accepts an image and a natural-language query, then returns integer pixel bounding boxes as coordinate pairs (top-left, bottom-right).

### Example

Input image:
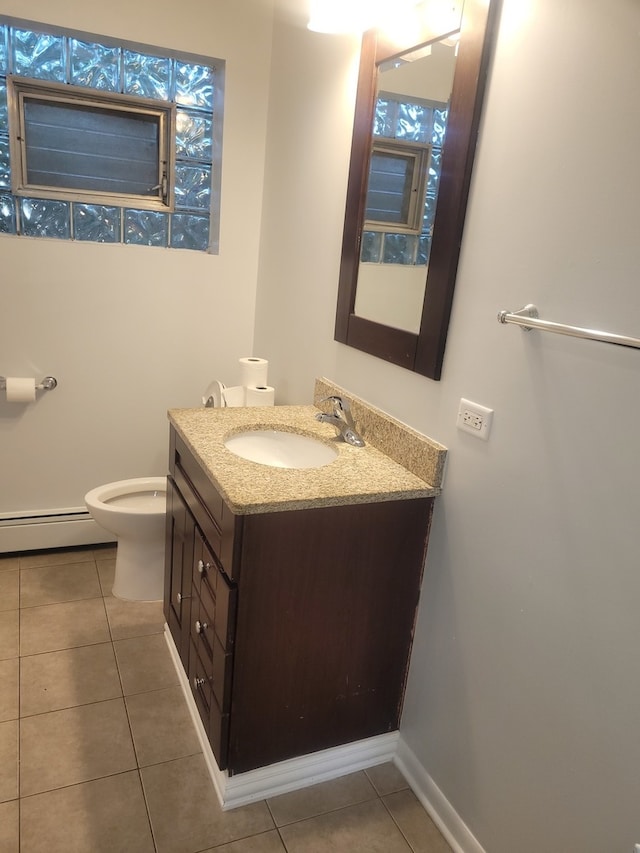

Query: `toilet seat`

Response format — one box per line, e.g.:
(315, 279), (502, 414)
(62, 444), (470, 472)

(104, 490), (164, 510)
(85, 477), (167, 515)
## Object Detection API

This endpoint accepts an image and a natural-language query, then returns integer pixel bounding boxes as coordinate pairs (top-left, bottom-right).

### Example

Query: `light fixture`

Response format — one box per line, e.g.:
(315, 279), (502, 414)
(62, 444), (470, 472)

(307, 0), (378, 34)
(307, 0), (420, 35)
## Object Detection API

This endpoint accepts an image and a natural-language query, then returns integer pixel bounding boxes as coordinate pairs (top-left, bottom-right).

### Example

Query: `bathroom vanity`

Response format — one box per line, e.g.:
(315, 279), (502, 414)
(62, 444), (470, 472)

(164, 381), (446, 777)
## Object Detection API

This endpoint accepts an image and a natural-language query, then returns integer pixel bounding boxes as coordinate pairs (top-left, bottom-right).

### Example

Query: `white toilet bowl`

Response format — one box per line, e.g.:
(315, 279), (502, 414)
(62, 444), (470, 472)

(84, 477), (167, 601)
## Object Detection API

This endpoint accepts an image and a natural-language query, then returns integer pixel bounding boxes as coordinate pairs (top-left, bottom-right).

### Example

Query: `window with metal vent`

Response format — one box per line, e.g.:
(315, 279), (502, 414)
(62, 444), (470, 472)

(10, 77), (174, 210)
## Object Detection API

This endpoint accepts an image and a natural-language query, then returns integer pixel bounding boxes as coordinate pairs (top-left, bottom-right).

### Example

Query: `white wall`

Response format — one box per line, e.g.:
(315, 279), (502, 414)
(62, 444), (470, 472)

(4, 0), (640, 847)
(0, 0), (274, 513)
(256, 0), (640, 850)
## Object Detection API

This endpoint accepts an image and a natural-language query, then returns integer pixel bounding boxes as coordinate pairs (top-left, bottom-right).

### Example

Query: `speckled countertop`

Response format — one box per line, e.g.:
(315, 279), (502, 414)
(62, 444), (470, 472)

(168, 384), (447, 515)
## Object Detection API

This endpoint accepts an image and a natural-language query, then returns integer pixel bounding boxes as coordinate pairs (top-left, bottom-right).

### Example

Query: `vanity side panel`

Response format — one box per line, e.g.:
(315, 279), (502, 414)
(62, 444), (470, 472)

(227, 498), (433, 774)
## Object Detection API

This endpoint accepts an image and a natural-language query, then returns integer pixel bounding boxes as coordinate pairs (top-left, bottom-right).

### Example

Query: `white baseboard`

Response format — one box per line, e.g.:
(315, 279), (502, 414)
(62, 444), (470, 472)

(395, 736), (486, 853)
(0, 515), (113, 553)
(164, 625), (399, 810)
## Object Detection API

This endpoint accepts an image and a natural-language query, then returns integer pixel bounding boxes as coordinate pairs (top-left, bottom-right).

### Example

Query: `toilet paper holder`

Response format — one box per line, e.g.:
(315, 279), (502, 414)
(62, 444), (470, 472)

(0, 375), (58, 391)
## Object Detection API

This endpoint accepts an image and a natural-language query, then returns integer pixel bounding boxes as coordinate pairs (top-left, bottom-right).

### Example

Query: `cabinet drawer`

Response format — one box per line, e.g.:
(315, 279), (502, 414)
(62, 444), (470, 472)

(190, 587), (234, 713)
(188, 640), (229, 770)
(193, 532), (237, 651)
(190, 585), (215, 677)
(188, 639), (212, 731)
(192, 534), (220, 599)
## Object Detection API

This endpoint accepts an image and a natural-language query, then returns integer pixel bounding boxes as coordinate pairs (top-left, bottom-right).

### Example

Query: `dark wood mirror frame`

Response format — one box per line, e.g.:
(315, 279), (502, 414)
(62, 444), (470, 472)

(335, 0), (500, 380)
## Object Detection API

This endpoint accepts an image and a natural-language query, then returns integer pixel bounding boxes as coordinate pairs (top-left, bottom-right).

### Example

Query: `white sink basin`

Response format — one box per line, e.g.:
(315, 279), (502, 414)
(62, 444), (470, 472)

(224, 429), (338, 469)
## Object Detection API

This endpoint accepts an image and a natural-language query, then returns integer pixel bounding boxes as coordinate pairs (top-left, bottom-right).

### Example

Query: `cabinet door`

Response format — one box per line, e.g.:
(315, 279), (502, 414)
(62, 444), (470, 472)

(164, 476), (195, 668)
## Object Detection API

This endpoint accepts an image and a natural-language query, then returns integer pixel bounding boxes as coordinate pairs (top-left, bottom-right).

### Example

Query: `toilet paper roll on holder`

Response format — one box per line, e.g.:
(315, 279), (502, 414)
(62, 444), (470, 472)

(0, 375), (58, 391)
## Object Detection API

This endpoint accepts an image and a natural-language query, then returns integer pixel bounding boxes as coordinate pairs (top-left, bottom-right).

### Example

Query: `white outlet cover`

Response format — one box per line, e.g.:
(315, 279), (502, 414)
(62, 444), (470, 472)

(457, 398), (494, 440)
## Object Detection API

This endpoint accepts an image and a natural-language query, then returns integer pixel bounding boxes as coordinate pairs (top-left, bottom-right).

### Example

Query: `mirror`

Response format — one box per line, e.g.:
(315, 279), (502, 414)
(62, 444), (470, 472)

(335, 0), (499, 379)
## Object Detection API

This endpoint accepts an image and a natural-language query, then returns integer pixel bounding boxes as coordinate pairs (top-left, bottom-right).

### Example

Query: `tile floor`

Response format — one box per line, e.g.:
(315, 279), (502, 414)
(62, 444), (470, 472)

(0, 545), (452, 853)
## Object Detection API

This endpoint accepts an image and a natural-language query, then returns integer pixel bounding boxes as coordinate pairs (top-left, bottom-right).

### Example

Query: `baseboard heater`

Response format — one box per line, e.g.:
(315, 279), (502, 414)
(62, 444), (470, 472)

(0, 507), (113, 554)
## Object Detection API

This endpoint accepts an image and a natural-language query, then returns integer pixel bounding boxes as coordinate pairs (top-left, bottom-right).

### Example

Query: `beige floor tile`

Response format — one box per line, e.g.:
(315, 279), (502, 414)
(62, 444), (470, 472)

(20, 642), (122, 717)
(383, 789), (452, 852)
(20, 598), (110, 656)
(19, 548), (96, 569)
(0, 570), (19, 612)
(96, 559), (115, 596)
(125, 686), (200, 767)
(0, 611), (19, 660)
(0, 658), (19, 721)
(0, 799), (19, 851)
(279, 798), (412, 853)
(20, 770), (154, 853)
(141, 754), (274, 853)
(114, 633), (178, 696)
(365, 762), (409, 796)
(201, 830), (287, 853)
(267, 771), (377, 827)
(92, 543), (117, 560)
(0, 555), (20, 573)
(20, 697), (136, 796)
(0, 720), (18, 803)
(20, 561), (101, 608)
(105, 595), (165, 641)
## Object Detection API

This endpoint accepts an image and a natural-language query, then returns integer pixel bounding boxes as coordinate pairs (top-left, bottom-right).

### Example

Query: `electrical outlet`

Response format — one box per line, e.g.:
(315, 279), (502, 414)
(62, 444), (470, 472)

(456, 398), (494, 440)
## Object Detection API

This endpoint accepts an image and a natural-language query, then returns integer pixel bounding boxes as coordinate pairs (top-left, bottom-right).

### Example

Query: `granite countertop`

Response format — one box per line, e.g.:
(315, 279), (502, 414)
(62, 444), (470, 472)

(168, 403), (445, 515)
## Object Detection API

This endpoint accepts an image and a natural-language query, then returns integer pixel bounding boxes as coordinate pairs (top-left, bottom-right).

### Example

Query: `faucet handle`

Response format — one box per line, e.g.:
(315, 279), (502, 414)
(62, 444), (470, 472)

(316, 395), (365, 446)
(319, 395), (348, 416)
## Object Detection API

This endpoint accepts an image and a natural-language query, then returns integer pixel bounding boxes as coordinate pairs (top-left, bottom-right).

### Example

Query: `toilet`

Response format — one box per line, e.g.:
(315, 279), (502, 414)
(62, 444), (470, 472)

(84, 477), (167, 601)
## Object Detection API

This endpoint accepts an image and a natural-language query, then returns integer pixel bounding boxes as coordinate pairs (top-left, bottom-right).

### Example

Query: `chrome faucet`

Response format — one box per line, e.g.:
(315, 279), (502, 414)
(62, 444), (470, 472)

(315, 395), (365, 447)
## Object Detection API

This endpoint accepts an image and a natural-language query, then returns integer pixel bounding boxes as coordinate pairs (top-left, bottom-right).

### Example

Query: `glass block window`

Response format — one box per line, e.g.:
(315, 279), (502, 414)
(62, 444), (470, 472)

(70, 39), (120, 91)
(362, 95), (448, 267)
(0, 17), (222, 252)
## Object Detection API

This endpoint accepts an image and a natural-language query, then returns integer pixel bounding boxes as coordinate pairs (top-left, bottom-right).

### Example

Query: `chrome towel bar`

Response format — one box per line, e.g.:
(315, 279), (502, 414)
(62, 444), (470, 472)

(497, 305), (640, 351)
(0, 376), (58, 391)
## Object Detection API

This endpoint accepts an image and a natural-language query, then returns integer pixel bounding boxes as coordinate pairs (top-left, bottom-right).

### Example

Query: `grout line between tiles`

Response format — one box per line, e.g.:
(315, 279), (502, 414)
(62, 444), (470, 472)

(380, 793), (416, 853)
(136, 766), (160, 853)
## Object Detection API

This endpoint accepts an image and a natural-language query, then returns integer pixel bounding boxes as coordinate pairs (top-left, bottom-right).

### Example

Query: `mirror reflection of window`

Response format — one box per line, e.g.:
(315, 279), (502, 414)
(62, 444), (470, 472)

(361, 39), (456, 269)
(365, 140), (431, 233)
(362, 96), (447, 266)
(354, 36), (457, 334)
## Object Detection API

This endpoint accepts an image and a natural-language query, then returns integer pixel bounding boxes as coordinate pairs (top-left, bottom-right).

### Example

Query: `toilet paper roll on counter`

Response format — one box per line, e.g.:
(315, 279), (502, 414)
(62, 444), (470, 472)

(222, 385), (246, 407)
(246, 385), (275, 407)
(5, 377), (36, 403)
(239, 357), (268, 388)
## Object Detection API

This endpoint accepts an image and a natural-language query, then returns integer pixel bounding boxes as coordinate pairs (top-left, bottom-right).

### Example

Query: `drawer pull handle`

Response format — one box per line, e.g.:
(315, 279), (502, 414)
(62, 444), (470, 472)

(193, 676), (205, 689)
(176, 592), (191, 603)
(198, 559), (213, 575)
(195, 620), (208, 634)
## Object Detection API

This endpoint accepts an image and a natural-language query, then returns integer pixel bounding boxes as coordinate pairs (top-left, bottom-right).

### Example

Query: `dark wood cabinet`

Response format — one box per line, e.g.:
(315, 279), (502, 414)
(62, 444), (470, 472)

(164, 425), (434, 775)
